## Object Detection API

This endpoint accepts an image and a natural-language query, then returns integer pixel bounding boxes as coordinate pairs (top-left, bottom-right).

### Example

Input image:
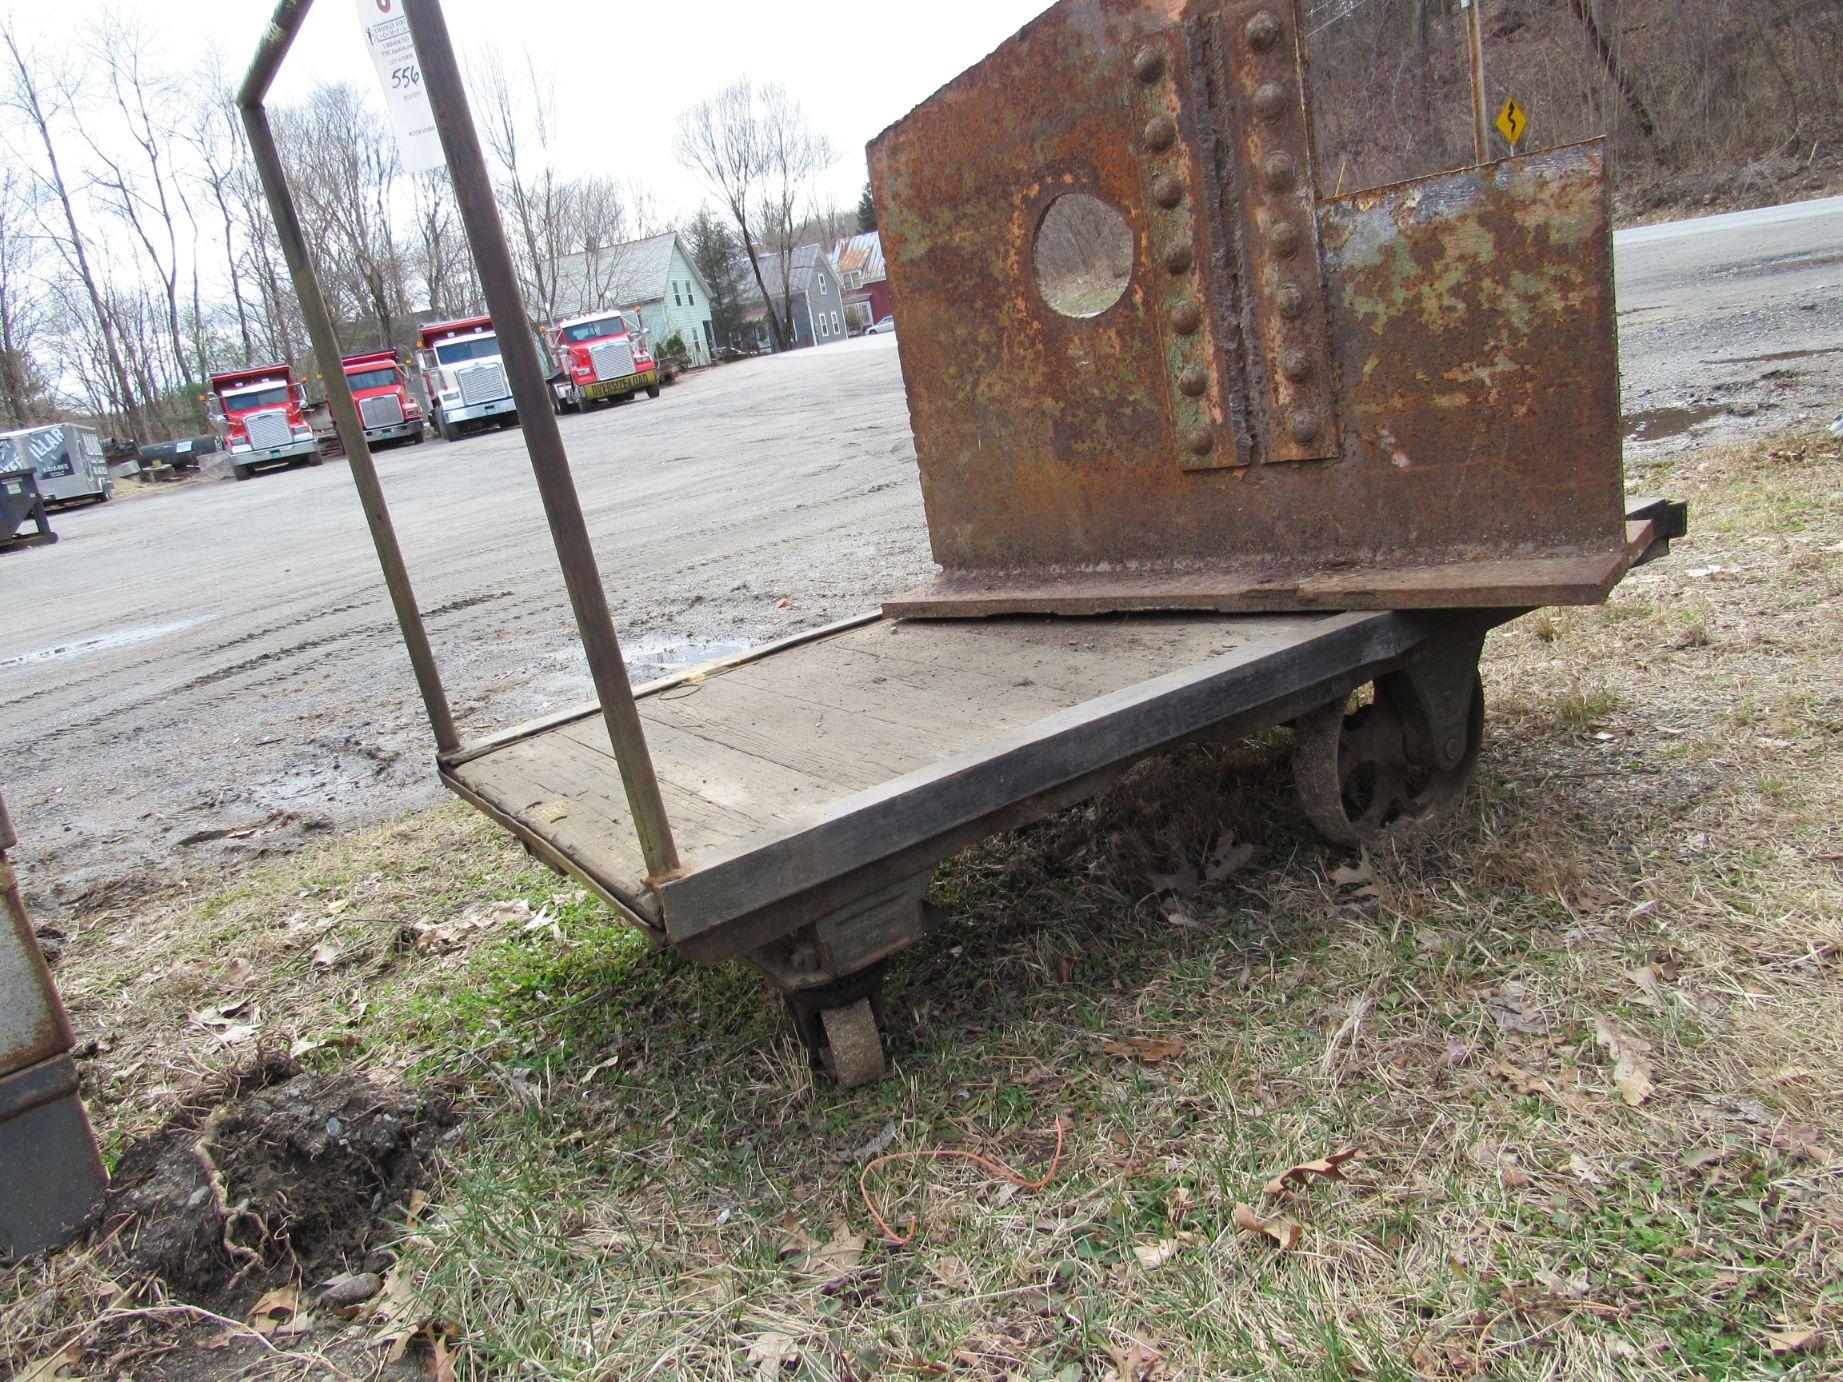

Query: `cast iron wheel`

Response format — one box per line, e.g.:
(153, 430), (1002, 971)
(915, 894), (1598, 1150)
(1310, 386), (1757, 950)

(820, 999), (886, 1088)
(1293, 674), (1485, 848)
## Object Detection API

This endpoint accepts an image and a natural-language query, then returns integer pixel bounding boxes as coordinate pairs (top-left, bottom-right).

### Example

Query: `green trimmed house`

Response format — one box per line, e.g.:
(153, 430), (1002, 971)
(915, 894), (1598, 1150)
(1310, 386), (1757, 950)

(553, 232), (715, 366)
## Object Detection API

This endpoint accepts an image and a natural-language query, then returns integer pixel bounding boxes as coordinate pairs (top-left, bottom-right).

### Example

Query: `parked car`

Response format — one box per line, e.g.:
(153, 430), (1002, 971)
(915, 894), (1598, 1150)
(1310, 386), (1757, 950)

(867, 316), (896, 335)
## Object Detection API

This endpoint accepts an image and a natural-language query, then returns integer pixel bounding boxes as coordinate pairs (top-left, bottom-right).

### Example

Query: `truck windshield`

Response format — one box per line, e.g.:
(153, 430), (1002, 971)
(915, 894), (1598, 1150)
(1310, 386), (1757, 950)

(434, 337), (501, 366)
(224, 385), (289, 411)
(559, 318), (625, 345)
(345, 367), (398, 392)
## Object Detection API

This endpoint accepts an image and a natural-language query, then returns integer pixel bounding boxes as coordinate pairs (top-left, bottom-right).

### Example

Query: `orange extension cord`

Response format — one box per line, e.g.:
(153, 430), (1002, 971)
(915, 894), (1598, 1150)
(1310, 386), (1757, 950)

(859, 1121), (1067, 1245)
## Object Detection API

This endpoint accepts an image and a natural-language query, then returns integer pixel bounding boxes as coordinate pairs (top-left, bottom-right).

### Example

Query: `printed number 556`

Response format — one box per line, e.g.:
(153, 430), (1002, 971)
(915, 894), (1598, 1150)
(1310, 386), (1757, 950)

(391, 65), (421, 90)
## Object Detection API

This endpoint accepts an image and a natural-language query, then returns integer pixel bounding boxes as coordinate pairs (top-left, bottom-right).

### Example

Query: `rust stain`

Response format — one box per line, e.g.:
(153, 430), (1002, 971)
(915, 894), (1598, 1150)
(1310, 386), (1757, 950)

(870, 0), (1627, 614)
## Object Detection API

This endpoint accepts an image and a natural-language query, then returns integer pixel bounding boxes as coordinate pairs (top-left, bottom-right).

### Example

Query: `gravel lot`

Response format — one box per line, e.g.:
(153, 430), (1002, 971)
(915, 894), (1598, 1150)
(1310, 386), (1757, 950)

(4, 195), (1839, 906)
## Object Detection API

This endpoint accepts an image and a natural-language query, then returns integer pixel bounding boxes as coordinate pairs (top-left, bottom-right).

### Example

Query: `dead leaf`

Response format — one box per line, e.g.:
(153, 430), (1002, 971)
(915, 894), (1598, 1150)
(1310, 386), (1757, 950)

(1592, 1015), (1655, 1106)
(1232, 1202), (1302, 1251)
(1160, 899), (1205, 931)
(1481, 1060), (1590, 1114)
(775, 598), (794, 609)
(1534, 1267), (1594, 1300)
(1263, 1147), (1359, 1197)
(1101, 1036), (1185, 1064)
(1132, 1237), (1184, 1269)
(1767, 1327), (1819, 1355)
(310, 941), (341, 968)
(1205, 833), (1255, 882)
(1103, 1335), (1165, 1381)
(200, 1330), (240, 1351)
(746, 1330), (800, 1374)
(1486, 982), (1550, 1036)
(221, 957), (255, 985)
(798, 1221), (868, 1281)
(13, 1343), (84, 1381)
(249, 1281), (300, 1337)
(1329, 859), (1374, 888)
(428, 1327), (458, 1381)
(324, 898), (352, 916)
(1148, 858), (1200, 897)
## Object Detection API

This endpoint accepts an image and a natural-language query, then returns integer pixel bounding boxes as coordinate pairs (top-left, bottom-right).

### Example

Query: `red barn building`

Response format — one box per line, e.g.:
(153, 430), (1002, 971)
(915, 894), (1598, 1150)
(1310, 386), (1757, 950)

(834, 231), (891, 333)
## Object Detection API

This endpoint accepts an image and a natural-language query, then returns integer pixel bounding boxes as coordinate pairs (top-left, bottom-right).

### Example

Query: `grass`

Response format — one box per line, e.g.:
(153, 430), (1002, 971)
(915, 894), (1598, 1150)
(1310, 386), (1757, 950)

(5, 429), (1842, 1379)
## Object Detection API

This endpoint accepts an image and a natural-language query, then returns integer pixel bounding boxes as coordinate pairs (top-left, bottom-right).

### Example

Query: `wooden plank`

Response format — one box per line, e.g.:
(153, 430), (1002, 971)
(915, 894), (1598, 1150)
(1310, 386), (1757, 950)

(441, 610), (883, 768)
(656, 611), (1442, 953)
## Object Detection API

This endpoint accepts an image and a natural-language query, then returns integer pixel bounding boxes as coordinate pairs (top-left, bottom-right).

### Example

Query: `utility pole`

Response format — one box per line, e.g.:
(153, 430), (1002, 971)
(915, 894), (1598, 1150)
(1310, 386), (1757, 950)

(1460, 0), (1490, 163)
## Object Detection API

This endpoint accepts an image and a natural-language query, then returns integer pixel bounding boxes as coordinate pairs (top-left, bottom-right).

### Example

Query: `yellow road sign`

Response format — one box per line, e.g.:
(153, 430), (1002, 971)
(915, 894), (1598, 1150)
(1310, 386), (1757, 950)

(1496, 98), (1529, 151)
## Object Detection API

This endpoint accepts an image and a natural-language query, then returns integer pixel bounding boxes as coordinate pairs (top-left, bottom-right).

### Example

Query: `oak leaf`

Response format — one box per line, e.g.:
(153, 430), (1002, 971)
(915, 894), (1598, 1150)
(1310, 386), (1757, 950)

(1263, 1147), (1359, 1197)
(1232, 1201), (1302, 1251)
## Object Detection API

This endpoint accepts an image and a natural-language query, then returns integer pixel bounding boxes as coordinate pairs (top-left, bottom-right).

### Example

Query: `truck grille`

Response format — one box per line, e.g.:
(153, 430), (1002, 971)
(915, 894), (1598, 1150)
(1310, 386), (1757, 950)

(590, 340), (635, 382)
(457, 362), (509, 407)
(360, 394), (404, 428)
(245, 410), (293, 450)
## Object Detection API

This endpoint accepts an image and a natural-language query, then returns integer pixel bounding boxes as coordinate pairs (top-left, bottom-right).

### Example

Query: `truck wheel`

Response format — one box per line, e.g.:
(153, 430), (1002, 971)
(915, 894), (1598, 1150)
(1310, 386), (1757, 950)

(307, 452), (325, 466)
(645, 384), (662, 399)
(233, 463), (253, 481)
(439, 419), (460, 444)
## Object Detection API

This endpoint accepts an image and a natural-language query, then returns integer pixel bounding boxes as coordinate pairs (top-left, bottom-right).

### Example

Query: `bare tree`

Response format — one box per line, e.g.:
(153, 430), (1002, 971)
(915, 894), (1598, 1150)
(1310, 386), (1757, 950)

(279, 83), (409, 349)
(0, 168), (48, 424)
(473, 53), (572, 322)
(753, 87), (835, 333)
(1, 20), (146, 438)
(408, 170), (478, 321)
(81, 13), (194, 395)
(676, 80), (784, 350)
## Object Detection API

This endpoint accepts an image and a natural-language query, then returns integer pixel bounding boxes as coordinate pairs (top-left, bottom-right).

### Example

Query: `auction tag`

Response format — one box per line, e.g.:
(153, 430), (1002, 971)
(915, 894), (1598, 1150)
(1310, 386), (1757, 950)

(359, 0), (444, 174)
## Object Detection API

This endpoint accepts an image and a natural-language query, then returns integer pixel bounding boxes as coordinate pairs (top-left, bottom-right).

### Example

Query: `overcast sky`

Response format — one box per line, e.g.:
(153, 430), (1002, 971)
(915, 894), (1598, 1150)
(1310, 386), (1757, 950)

(12, 0), (1059, 222)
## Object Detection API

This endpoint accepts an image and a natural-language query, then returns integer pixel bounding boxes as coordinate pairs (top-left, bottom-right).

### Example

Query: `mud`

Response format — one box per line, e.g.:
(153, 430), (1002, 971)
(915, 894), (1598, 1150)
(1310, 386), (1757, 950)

(98, 1054), (450, 1299)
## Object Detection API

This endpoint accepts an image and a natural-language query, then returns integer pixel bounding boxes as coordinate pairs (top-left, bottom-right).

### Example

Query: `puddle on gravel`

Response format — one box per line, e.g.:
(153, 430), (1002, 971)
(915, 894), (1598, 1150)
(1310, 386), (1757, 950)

(0, 615), (213, 671)
(625, 634), (752, 681)
(1623, 404), (1727, 443)
(1705, 344), (1843, 368)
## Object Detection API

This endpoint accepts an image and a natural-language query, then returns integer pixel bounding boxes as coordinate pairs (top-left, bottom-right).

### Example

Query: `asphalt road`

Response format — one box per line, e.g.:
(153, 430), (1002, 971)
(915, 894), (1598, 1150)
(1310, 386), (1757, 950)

(5, 196), (1840, 905)
(1614, 195), (1843, 445)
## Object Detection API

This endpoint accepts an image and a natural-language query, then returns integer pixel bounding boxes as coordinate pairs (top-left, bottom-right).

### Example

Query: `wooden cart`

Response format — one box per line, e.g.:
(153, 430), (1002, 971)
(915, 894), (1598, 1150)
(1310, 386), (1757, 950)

(440, 495), (1679, 1085)
(241, 0), (1682, 1084)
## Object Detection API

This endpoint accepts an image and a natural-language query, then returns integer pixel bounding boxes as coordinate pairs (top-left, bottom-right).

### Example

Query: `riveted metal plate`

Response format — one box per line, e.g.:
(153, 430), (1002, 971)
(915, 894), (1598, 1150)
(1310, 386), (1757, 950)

(1212, 2), (1339, 462)
(871, 0), (1629, 617)
(1131, 27), (1249, 470)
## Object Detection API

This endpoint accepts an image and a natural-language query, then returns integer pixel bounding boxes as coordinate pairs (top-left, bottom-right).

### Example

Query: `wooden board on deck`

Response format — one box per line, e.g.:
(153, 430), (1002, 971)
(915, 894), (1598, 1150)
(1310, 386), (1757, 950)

(442, 609), (1445, 954)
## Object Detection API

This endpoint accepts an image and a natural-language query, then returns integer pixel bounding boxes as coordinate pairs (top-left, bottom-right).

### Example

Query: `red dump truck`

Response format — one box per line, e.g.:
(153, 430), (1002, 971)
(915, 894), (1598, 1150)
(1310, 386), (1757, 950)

(340, 349), (426, 449)
(548, 309), (661, 412)
(206, 363), (322, 481)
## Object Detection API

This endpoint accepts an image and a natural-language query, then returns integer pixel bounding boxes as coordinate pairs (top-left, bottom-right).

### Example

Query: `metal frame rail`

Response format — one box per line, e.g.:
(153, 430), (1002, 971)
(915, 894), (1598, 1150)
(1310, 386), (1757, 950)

(237, 0), (679, 880)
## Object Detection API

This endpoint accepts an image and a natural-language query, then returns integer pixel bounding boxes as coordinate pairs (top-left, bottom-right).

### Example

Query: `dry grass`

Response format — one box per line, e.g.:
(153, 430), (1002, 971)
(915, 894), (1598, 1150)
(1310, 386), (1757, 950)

(5, 430), (1842, 1379)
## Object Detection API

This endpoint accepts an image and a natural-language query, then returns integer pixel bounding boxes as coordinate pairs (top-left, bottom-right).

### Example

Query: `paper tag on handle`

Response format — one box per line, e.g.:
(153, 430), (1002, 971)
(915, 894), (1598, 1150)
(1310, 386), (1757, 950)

(360, 0), (444, 174)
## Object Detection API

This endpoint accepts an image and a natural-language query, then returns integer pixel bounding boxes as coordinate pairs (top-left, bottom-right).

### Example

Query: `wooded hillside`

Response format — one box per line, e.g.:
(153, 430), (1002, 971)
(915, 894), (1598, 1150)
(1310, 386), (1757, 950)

(1306, 0), (1843, 217)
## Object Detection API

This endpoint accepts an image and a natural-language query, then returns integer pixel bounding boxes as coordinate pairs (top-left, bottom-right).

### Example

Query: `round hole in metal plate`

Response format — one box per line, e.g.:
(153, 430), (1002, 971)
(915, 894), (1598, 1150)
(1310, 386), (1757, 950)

(1034, 193), (1134, 319)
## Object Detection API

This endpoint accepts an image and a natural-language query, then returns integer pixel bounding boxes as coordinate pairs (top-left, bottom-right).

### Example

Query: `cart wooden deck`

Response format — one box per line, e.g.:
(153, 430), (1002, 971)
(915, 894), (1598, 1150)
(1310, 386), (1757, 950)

(442, 607), (1486, 965)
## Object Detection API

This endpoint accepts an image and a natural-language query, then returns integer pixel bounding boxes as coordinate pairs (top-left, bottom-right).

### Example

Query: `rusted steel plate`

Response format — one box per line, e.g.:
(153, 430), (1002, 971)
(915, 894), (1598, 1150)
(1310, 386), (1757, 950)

(1212, 1), (1339, 463)
(870, 0), (1627, 616)
(0, 1055), (108, 1258)
(2, 853), (73, 1076)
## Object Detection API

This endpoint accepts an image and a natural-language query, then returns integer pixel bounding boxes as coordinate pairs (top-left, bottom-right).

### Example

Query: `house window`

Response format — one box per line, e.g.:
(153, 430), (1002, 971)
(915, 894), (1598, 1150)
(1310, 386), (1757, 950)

(818, 314), (829, 339)
(818, 275), (828, 297)
(673, 282), (683, 306)
(686, 284), (696, 305)
(831, 311), (840, 335)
